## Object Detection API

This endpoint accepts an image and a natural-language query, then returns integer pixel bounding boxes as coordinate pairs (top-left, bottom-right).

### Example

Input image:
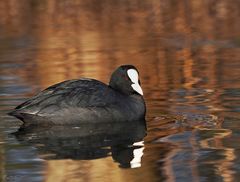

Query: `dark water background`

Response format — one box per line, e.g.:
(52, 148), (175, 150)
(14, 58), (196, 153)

(0, 1), (239, 181)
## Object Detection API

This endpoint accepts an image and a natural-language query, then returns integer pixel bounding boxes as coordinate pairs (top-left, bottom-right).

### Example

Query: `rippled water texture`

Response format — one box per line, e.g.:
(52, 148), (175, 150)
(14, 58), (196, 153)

(0, 1), (240, 182)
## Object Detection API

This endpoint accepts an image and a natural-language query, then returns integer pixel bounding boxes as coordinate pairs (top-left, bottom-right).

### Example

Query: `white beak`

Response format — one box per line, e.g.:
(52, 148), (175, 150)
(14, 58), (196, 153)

(127, 69), (144, 96)
(131, 83), (143, 95)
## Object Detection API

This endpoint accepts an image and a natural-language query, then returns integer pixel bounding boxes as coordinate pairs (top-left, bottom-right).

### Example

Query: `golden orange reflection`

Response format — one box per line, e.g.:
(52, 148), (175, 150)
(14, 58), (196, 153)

(44, 143), (150, 182)
(0, 0), (239, 181)
(198, 128), (235, 182)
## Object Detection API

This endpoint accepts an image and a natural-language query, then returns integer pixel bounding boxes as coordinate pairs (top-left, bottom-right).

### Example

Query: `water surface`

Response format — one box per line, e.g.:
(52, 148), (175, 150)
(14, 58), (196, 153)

(0, 1), (240, 181)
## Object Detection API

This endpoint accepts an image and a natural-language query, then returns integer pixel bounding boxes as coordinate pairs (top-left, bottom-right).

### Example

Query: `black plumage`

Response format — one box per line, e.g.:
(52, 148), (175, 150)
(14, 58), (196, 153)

(8, 65), (146, 125)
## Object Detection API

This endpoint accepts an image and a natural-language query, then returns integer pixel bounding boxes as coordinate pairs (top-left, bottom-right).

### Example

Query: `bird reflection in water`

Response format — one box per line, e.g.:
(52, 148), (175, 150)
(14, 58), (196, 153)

(12, 120), (147, 169)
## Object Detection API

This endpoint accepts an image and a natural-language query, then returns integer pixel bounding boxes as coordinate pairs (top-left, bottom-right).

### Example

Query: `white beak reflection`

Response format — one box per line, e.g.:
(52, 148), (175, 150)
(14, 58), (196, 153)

(130, 141), (145, 168)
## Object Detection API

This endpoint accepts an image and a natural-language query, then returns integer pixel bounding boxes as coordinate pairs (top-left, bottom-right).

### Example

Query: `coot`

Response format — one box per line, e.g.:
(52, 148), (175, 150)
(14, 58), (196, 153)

(9, 65), (146, 125)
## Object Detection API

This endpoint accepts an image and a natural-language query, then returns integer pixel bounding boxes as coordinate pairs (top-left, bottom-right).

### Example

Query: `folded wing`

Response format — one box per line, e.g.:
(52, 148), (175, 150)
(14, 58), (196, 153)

(9, 79), (117, 118)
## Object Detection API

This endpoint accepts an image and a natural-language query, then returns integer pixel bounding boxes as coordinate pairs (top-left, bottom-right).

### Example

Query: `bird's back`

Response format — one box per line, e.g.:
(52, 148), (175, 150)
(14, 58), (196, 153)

(9, 78), (128, 125)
